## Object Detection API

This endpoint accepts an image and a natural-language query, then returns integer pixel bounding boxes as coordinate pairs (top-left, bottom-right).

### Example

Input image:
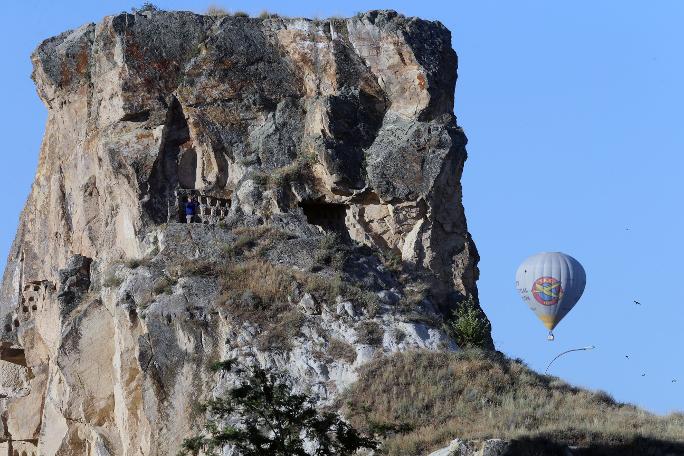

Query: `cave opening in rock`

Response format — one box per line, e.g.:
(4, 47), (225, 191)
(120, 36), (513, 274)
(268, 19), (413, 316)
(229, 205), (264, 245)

(145, 97), (197, 223)
(299, 201), (350, 241)
(0, 343), (26, 367)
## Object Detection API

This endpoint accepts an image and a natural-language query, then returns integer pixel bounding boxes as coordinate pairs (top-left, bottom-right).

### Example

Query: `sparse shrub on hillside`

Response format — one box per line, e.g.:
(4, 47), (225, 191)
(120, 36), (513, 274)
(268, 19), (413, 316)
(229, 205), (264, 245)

(102, 270), (124, 288)
(267, 155), (315, 190)
(258, 10), (279, 19)
(397, 281), (429, 312)
(131, 2), (158, 12)
(124, 257), (153, 269)
(343, 285), (380, 317)
(445, 296), (491, 349)
(302, 273), (343, 304)
(256, 309), (305, 352)
(205, 5), (228, 16)
(313, 233), (347, 271)
(175, 259), (217, 277)
(152, 275), (177, 295)
(181, 360), (377, 456)
(221, 260), (294, 316)
(213, 225), (383, 350)
(380, 249), (403, 275)
(223, 226), (290, 259)
(233, 11), (249, 18)
(327, 338), (357, 363)
(356, 321), (384, 346)
(342, 350), (684, 455)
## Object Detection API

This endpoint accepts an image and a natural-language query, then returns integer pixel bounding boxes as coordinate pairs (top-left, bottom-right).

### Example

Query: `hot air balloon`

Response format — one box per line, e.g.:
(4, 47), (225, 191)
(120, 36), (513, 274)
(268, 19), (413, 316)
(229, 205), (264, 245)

(515, 252), (586, 340)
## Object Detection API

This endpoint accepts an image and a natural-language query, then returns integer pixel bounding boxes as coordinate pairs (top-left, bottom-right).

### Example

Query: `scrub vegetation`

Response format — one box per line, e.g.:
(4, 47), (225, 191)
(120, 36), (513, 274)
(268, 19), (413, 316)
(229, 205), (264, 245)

(444, 296), (491, 349)
(214, 226), (381, 348)
(342, 350), (684, 456)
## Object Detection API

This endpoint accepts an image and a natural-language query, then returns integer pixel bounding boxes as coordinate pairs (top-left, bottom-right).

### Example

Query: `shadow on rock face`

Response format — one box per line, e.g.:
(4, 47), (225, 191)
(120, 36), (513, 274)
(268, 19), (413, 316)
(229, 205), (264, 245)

(503, 436), (684, 456)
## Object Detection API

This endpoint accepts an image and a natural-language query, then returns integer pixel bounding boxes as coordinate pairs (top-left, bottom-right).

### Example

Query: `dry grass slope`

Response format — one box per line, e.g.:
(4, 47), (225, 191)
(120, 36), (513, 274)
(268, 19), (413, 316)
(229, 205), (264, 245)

(342, 350), (684, 456)
(213, 226), (378, 351)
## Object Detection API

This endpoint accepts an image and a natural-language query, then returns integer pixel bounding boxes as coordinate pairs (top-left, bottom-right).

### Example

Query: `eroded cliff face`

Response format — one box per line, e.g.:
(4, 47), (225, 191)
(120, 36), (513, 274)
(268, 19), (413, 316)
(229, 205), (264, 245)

(0, 9), (487, 455)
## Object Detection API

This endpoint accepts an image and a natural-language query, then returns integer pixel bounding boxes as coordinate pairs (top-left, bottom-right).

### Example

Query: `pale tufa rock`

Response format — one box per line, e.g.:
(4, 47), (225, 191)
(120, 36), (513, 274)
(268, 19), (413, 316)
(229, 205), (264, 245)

(0, 9), (489, 454)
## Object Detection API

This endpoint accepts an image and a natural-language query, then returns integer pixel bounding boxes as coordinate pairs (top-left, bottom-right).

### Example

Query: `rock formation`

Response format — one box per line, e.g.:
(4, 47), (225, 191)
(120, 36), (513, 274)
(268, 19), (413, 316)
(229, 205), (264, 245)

(0, 9), (488, 455)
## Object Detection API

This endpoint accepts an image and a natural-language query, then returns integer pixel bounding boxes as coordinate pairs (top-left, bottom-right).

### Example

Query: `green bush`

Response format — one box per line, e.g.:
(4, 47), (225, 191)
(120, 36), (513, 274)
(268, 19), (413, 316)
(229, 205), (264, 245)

(180, 361), (377, 455)
(445, 296), (491, 349)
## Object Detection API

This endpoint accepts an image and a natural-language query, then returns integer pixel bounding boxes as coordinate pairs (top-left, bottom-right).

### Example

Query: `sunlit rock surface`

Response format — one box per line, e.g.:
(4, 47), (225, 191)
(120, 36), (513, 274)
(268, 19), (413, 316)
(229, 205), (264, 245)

(0, 9), (488, 454)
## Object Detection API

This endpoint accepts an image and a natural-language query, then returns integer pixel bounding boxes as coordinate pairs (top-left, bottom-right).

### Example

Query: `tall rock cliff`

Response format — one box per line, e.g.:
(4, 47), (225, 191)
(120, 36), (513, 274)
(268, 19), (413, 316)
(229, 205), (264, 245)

(0, 9), (488, 455)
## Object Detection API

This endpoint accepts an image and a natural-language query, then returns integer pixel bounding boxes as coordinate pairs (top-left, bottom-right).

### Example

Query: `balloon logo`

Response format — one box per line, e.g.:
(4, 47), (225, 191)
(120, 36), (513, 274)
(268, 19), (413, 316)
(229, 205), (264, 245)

(532, 277), (563, 306)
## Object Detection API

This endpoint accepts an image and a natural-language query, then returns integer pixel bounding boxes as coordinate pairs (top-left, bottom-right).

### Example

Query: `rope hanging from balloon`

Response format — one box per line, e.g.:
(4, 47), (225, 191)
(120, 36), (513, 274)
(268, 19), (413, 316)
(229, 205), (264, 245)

(545, 345), (595, 374)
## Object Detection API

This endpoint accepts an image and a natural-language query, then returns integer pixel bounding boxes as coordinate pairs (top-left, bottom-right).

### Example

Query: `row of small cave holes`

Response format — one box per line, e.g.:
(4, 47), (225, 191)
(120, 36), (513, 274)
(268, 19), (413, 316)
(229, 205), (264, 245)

(12, 449), (37, 456)
(4, 298), (38, 332)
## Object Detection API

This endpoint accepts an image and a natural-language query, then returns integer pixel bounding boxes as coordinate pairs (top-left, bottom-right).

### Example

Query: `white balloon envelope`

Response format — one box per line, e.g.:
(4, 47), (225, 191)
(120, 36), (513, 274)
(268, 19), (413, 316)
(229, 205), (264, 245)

(515, 252), (586, 340)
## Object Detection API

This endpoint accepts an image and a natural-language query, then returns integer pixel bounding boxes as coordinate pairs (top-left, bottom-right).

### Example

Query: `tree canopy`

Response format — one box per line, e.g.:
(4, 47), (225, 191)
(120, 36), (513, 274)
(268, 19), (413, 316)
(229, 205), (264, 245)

(181, 360), (377, 456)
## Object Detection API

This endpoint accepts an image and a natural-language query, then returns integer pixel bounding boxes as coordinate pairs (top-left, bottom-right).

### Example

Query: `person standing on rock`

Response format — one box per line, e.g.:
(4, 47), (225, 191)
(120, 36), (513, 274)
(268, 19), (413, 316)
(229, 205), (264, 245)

(185, 196), (197, 223)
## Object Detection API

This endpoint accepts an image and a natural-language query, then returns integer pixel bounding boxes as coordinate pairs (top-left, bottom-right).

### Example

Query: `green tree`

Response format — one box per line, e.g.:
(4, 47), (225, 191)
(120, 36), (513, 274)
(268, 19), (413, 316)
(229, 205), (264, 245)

(181, 360), (377, 456)
(446, 296), (491, 349)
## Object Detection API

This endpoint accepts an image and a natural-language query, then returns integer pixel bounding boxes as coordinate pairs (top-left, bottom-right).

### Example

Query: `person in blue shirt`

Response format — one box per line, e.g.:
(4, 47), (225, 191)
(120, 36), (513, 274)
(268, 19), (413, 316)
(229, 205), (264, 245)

(185, 196), (196, 223)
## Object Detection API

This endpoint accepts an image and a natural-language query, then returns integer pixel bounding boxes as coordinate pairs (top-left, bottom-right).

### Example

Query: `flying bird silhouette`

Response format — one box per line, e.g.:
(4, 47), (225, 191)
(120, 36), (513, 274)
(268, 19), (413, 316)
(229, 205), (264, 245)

(625, 355), (629, 359)
(641, 373), (646, 377)
(633, 300), (641, 305)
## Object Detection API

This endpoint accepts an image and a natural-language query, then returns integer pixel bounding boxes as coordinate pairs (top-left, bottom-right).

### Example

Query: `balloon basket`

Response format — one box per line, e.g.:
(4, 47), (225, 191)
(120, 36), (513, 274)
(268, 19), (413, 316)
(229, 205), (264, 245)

(547, 332), (555, 341)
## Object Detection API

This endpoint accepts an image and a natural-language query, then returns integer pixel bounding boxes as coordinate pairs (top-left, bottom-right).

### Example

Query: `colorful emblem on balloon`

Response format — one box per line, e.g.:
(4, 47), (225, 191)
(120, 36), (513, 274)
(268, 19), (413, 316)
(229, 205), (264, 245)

(531, 276), (563, 306)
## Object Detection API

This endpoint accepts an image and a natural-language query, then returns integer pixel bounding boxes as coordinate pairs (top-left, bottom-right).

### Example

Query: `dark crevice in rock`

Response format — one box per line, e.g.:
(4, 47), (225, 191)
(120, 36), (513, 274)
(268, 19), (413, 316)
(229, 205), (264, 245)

(299, 201), (351, 242)
(57, 255), (92, 317)
(0, 343), (26, 367)
(120, 110), (151, 122)
(145, 97), (196, 223)
(319, 40), (388, 192)
(321, 87), (387, 192)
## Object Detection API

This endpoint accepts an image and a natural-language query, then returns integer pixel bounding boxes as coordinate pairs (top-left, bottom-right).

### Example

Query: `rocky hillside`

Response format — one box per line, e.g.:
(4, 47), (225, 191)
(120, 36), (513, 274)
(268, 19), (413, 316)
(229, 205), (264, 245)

(0, 9), (488, 455)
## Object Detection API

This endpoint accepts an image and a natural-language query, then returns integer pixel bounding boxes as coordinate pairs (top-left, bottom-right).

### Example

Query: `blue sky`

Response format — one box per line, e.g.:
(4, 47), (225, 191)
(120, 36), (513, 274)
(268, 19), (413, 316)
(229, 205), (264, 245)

(2, 1), (683, 414)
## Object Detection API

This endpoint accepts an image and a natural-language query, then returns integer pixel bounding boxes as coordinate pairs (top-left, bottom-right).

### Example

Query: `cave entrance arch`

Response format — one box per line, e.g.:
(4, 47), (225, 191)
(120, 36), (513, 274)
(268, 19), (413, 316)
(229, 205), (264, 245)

(299, 201), (351, 241)
(145, 97), (199, 223)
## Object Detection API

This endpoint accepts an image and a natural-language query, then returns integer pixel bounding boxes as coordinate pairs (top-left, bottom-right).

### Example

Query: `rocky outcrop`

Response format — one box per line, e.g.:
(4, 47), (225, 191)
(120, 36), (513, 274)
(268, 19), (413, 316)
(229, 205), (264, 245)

(428, 439), (509, 456)
(0, 9), (488, 454)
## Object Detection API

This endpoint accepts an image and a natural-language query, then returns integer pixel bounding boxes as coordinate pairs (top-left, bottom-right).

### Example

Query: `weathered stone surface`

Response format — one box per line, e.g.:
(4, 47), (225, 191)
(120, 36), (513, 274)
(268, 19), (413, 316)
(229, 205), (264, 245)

(427, 438), (511, 456)
(0, 9), (489, 454)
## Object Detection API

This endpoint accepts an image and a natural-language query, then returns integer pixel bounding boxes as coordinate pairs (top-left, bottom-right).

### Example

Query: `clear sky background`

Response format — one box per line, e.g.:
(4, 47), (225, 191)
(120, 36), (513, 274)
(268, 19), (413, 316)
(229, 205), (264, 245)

(2, 1), (682, 414)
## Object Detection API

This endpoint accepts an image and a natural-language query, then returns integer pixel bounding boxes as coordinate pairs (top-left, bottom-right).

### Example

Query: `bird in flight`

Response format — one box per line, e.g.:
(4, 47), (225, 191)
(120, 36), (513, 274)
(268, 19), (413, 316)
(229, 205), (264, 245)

(625, 355), (629, 359)
(673, 379), (678, 383)
(641, 373), (646, 377)
(633, 300), (641, 305)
